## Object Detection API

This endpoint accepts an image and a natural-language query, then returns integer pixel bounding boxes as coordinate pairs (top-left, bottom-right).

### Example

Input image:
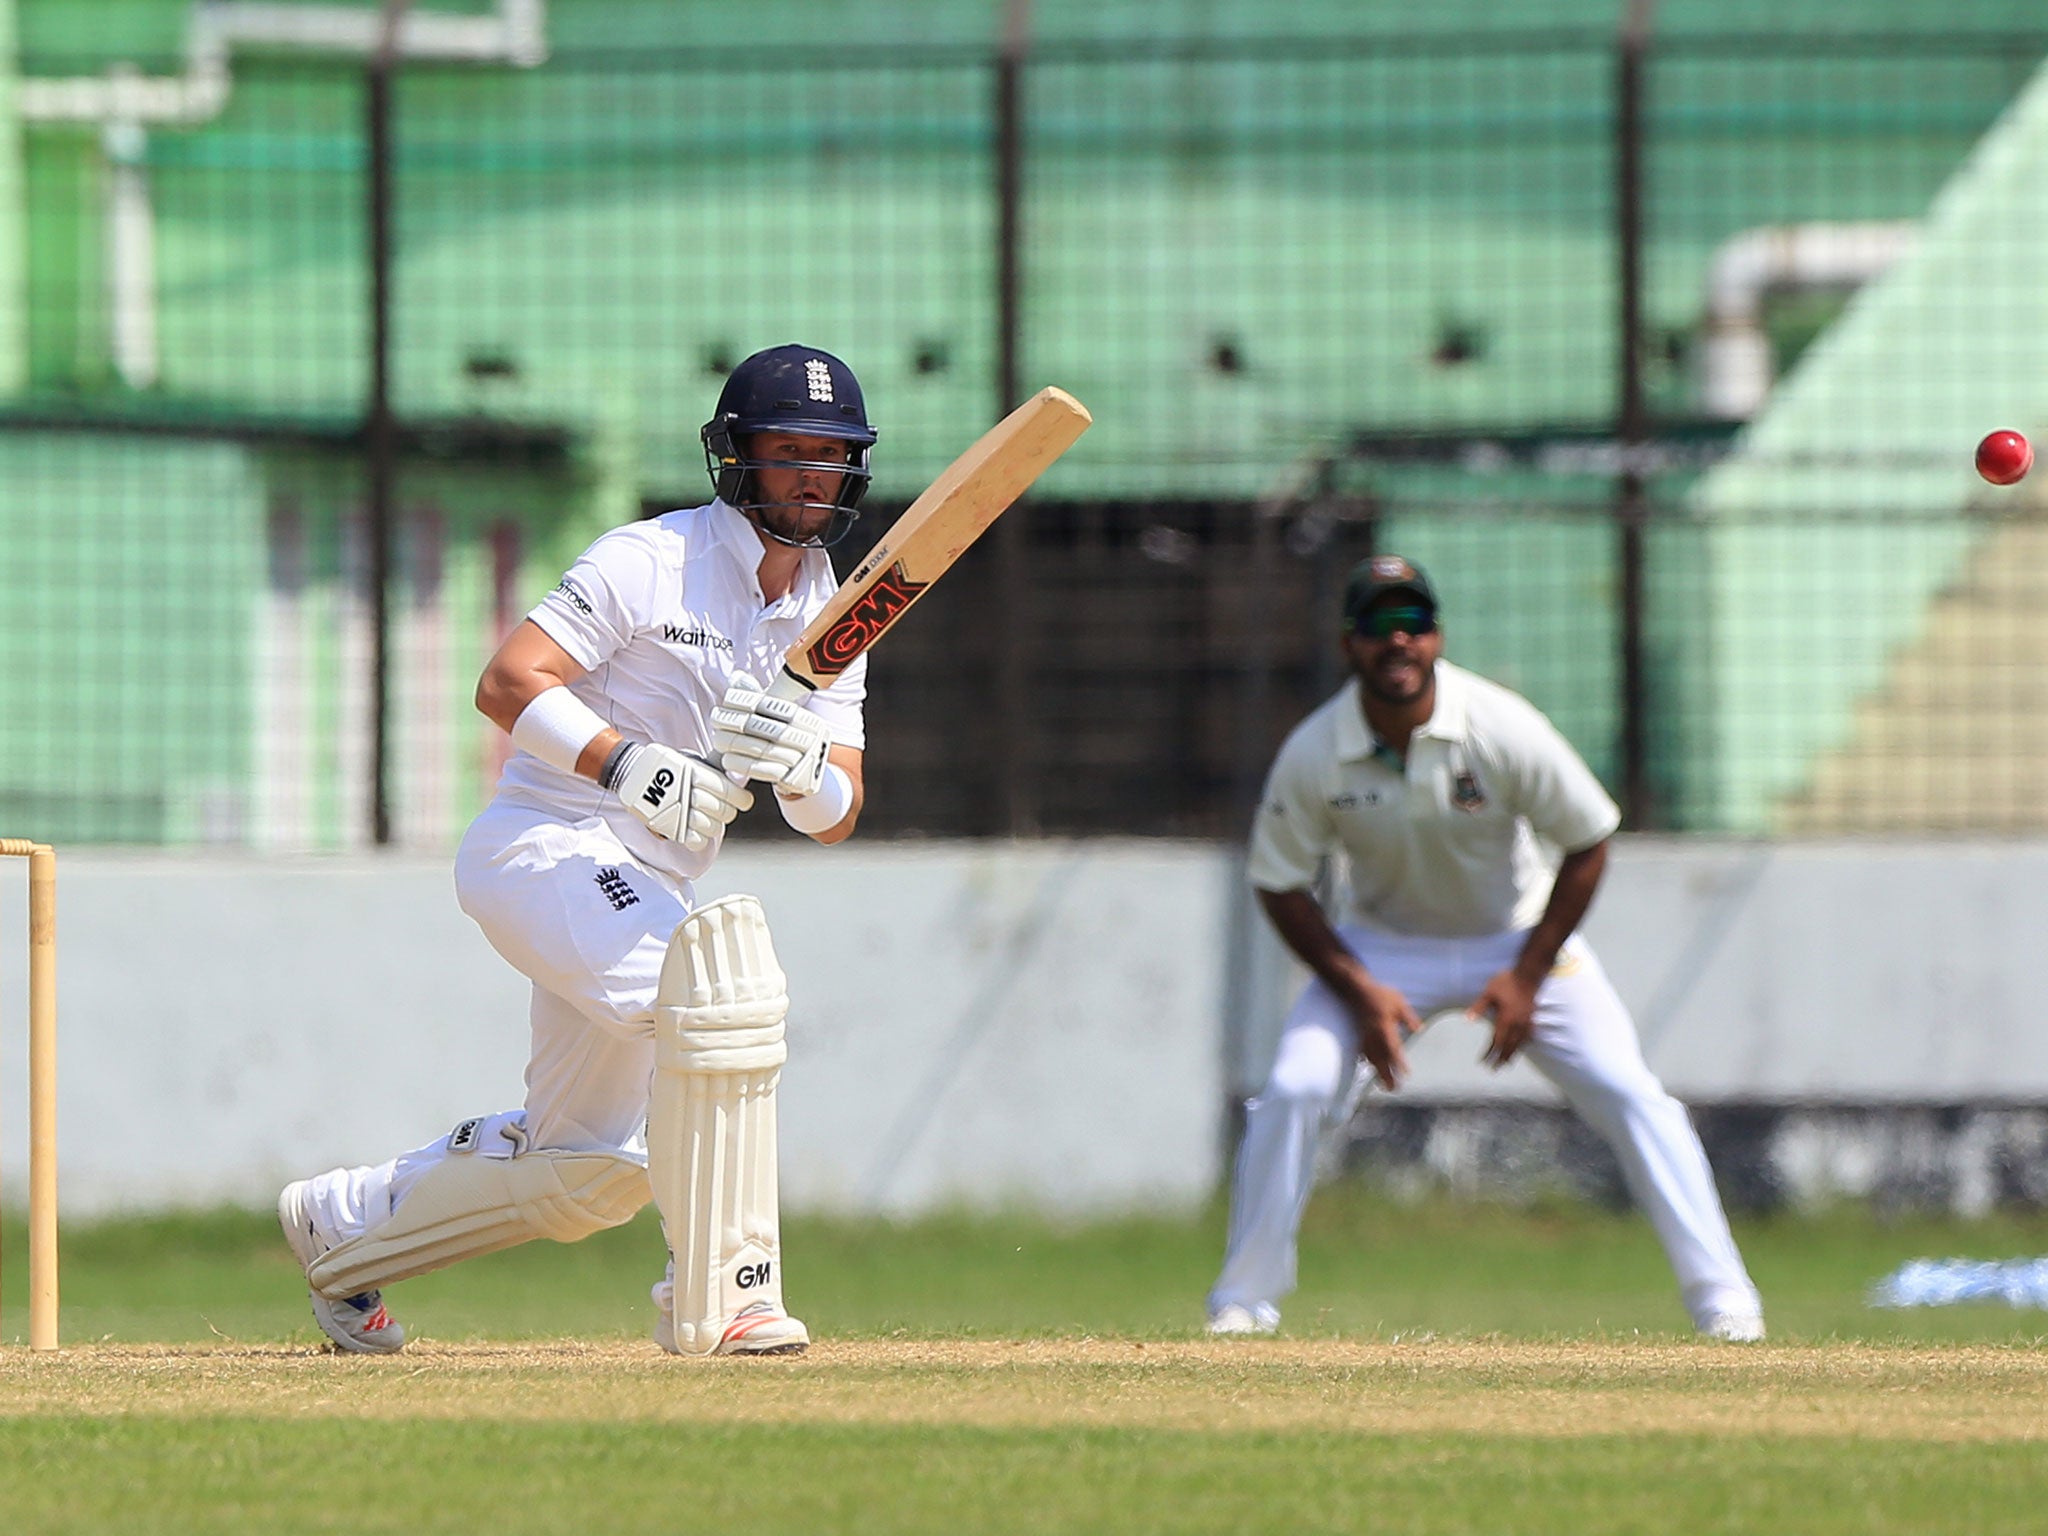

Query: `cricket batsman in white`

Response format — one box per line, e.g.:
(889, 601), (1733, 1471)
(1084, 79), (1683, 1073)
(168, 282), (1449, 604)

(279, 344), (877, 1355)
(1207, 555), (1766, 1342)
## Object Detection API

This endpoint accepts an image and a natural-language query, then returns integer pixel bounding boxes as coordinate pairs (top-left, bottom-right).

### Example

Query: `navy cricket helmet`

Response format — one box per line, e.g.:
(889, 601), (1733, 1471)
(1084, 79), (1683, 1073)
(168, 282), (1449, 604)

(701, 344), (878, 548)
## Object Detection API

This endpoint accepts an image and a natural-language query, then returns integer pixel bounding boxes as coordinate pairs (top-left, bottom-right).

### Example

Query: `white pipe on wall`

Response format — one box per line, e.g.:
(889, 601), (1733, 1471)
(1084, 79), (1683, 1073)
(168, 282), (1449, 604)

(16, 2), (547, 389)
(0, 0), (25, 394)
(1699, 220), (1916, 420)
(104, 109), (156, 388)
(201, 0), (546, 67)
(17, 0), (544, 124)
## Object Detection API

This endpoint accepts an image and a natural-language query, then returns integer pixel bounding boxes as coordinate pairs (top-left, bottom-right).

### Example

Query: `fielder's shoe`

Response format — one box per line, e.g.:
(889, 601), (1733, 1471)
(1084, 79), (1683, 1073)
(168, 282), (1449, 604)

(277, 1178), (408, 1355)
(1206, 1302), (1280, 1336)
(653, 1273), (810, 1356)
(1697, 1310), (1766, 1343)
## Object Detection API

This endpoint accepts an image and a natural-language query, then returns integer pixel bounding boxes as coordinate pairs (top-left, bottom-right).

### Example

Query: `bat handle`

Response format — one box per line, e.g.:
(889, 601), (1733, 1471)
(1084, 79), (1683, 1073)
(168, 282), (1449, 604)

(768, 666), (816, 702)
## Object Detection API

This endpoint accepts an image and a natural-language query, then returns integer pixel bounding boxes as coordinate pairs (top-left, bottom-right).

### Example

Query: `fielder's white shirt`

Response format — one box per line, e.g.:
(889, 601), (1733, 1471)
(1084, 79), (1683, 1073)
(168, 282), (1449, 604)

(1247, 661), (1619, 937)
(492, 498), (868, 883)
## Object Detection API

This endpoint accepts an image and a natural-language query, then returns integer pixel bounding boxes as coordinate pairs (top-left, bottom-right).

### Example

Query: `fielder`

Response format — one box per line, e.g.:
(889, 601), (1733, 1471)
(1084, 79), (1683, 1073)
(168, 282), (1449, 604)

(279, 343), (878, 1355)
(1207, 556), (1765, 1342)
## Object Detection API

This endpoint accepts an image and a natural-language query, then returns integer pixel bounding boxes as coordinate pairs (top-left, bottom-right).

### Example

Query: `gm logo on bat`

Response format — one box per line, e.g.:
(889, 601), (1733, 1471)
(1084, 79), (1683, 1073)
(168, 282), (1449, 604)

(805, 563), (929, 676)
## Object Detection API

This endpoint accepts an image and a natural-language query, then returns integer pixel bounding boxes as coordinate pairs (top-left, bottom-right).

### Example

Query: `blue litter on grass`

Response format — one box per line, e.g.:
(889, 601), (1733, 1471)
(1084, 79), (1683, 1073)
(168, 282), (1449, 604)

(1869, 1257), (2048, 1309)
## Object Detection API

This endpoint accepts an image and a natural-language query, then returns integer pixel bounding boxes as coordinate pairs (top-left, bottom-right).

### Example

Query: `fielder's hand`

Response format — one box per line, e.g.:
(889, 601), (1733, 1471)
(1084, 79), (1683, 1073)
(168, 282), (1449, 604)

(1348, 977), (1423, 1093)
(1471, 968), (1541, 1069)
(611, 744), (753, 852)
(712, 671), (830, 796)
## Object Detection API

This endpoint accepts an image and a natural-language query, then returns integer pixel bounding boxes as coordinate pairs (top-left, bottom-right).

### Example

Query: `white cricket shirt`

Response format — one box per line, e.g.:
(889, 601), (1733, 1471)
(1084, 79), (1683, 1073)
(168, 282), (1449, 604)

(493, 498), (868, 882)
(1246, 661), (1619, 937)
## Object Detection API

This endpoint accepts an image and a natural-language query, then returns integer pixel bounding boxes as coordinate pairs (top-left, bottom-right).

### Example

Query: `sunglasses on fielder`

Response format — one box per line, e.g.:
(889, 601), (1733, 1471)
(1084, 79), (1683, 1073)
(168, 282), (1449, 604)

(1355, 604), (1437, 639)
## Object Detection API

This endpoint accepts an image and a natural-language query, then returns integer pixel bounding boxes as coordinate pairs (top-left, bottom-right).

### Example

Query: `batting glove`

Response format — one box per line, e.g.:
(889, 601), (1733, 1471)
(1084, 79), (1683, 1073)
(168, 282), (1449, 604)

(712, 671), (831, 797)
(607, 743), (753, 853)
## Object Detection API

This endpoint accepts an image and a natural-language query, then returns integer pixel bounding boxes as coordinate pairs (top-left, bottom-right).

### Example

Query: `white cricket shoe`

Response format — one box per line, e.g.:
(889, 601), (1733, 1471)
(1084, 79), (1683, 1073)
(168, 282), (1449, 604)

(714, 1301), (811, 1355)
(1697, 1310), (1766, 1342)
(1207, 1302), (1280, 1336)
(277, 1178), (408, 1355)
(652, 1271), (809, 1356)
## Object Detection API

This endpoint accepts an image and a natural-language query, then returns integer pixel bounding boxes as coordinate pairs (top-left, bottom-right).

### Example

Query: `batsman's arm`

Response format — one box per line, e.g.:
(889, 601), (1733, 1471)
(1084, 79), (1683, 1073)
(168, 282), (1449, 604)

(781, 744), (864, 845)
(711, 669), (867, 842)
(478, 621), (751, 852)
(474, 620), (617, 780)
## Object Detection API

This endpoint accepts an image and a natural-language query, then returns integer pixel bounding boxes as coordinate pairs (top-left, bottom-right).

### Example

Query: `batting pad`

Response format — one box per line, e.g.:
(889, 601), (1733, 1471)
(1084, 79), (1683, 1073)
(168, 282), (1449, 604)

(649, 893), (791, 1354)
(307, 1149), (648, 1299)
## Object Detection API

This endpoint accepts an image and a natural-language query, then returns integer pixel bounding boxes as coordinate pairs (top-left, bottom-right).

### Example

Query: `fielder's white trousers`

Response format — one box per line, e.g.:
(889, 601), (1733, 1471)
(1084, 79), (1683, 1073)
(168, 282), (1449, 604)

(1208, 925), (1761, 1330)
(299, 801), (685, 1245)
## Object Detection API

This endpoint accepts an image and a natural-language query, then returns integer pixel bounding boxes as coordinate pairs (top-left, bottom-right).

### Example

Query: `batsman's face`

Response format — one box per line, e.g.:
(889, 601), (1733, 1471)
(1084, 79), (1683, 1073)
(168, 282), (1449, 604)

(1344, 597), (1441, 705)
(748, 432), (852, 543)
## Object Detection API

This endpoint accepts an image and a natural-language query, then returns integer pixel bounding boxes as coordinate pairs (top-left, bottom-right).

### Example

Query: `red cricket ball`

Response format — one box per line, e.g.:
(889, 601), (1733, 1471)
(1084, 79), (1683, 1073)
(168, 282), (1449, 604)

(1975, 429), (2034, 486)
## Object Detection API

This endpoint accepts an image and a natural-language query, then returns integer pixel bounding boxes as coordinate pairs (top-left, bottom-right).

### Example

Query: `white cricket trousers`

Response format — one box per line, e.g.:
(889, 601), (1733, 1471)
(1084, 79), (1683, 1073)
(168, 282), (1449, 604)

(298, 801), (686, 1245)
(1209, 926), (1761, 1330)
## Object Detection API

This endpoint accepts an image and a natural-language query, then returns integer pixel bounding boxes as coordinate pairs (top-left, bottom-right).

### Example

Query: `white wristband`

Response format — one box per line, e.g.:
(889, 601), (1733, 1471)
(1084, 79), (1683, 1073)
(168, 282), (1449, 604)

(776, 762), (854, 835)
(509, 685), (611, 776)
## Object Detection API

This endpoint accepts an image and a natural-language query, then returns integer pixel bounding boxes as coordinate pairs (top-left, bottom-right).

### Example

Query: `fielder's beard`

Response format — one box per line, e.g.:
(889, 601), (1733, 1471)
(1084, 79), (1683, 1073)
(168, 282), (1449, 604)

(1362, 651), (1432, 707)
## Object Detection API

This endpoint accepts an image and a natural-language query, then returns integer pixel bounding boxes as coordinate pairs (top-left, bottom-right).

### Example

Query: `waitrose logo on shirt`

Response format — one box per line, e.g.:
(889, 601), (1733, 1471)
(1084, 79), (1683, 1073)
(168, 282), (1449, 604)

(661, 623), (734, 652)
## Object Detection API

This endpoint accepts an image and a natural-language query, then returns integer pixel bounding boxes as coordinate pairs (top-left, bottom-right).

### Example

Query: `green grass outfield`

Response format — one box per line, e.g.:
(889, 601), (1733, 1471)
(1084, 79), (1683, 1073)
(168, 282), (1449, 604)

(4, 1188), (2047, 1535)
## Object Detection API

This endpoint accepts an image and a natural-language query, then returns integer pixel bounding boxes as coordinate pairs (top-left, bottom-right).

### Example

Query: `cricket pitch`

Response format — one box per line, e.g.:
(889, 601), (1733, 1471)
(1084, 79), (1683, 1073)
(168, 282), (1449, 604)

(5, 1338), (2045, 1441)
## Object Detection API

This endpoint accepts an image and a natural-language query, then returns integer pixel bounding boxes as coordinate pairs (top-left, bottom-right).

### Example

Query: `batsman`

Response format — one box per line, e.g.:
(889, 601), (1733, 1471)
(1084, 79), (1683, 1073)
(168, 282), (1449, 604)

(278, 344), (879, 1355)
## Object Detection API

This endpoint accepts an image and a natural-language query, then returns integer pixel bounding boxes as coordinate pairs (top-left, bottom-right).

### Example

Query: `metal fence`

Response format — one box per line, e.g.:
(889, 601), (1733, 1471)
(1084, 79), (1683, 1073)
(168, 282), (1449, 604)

(4, 25), (2047, 845)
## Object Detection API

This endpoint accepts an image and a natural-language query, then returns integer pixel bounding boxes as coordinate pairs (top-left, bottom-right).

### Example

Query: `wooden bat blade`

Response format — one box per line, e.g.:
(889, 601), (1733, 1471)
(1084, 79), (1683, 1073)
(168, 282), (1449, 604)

(781, 386), (1091, 690)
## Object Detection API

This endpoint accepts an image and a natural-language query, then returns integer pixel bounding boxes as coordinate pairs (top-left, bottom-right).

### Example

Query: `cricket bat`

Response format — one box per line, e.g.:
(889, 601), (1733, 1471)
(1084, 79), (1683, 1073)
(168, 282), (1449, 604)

(765, 386), (1092, 700)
